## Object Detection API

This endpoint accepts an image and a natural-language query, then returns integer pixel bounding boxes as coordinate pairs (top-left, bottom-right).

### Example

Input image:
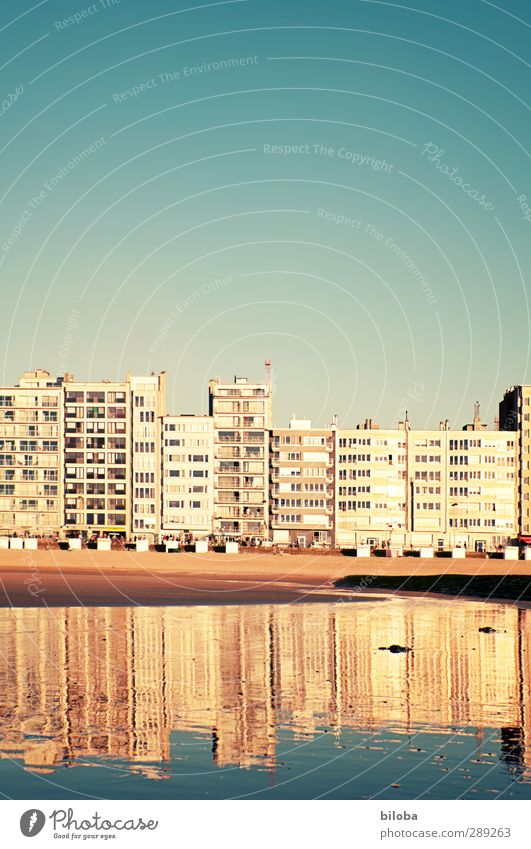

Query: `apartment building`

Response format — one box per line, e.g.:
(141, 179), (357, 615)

(209, 367), (272, 540)
(63, 377), (131, 536)
(336, 413), (517, 551)
(270, 419), (335, 546)
(0, 370), (63, 534)
(499, 385), (531, 539)
(444, 428), (516, 550)
(129, 373), (167, 542)
(161, 415), (214, 539)
(62, 370), (166, 542)
(336, 420), (407, 549)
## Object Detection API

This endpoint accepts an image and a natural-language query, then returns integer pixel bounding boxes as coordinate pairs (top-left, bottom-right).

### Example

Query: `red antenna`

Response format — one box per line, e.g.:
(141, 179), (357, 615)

(265, 359), (272, 390)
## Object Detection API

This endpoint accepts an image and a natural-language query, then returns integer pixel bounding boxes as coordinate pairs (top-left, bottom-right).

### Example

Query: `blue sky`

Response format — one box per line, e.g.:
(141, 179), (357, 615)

(1, 0), (529, 428)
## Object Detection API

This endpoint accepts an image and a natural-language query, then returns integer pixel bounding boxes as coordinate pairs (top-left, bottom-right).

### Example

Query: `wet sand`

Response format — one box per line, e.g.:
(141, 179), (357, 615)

(1, 549), (531, 607)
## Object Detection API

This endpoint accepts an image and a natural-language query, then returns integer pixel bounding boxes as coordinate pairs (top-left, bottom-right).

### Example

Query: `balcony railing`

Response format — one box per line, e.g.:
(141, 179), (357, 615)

(216, 477), (240, 489)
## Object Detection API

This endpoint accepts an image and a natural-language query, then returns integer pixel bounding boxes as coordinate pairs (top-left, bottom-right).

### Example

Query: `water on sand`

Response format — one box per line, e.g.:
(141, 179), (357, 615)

(0, 597), (530, 799)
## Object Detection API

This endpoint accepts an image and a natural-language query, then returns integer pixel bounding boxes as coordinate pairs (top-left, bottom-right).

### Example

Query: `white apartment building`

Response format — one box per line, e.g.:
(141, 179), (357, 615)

(209, 369), (272, 540)
(63, 371), (166, 542)
(0, 370), (63, 534)
(336, 416), (517, 551)
(444, 430), (516, 551)
(499, 385), (531, 539)
(129, 373), (167, 542)
(336, 421), (407, 548)
(270, 419), (335, 546)
(161, 415), (214, 539)
(63, 377), (130, 536)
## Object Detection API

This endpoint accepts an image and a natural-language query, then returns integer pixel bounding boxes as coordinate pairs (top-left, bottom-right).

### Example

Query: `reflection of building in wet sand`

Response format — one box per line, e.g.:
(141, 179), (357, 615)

(0, 602), (530, 777)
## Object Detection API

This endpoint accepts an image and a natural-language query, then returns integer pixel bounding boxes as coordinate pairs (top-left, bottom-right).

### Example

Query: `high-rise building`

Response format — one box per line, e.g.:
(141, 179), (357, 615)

(129, 373), (167, 542)
(270, 419), (335, 546)
(499, 385), (531, 539)
(62, 371), (166, 542)
(0, 370), (63, 535)
(336, 414), (517, 551)
(336, 422), (407, 549)
(161, 415), (214, 539)
(63, 376), (131, 537)
(209, 367), (272, 540)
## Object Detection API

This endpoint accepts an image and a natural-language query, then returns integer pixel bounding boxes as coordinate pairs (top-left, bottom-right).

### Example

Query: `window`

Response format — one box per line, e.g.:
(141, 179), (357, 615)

(66, 391), (84, 403)
(87, 391), (105, 404)
(107, 391), (126, 403)
(86, 406), (105, 419)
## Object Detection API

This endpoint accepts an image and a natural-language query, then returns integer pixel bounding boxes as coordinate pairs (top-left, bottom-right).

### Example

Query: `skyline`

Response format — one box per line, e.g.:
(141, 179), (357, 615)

(0, 362), (522, 430)
(1, 0), (530, 427)
(0, 366), (521, 547)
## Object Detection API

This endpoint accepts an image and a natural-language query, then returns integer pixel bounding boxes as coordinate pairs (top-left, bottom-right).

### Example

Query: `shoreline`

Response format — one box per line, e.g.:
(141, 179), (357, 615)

(336, 573), (531, 605)
(2, 549), (531, 608)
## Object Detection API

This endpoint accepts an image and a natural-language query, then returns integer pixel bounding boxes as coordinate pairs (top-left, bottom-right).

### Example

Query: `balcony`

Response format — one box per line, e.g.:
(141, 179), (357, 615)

(243, 448), (263, 458)
(217, 506), (242, 519)
(241, 507), (264, 518)
(219, 521), (240, 533)
(242, 521), (263, 534)
(216, 476), (240, 489)
(217, 447), (240, 459)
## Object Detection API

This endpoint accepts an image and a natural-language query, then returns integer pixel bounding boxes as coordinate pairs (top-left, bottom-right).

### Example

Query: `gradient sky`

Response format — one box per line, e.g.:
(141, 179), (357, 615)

(1, 0), (529, 428)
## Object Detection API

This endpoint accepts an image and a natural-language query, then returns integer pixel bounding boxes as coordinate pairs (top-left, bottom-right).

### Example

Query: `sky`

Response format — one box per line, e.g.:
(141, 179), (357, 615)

(0, 0), (530, 428)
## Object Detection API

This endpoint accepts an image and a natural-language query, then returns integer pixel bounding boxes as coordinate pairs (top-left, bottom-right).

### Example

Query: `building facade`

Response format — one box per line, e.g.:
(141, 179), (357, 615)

(270, 419), (335, 546)
(63, 372), (166, 542)
(336, 417), (517, 551)
(336, 421), (407, 549)
(0, 368), (523, 551)
(129, 373), (167, 542)
(161, 415), (214, 539)
(499, 385), (531, 540)
(0, 370), (63, 535)
(63, 377), (131, 537)
(209, 369), (272, 540)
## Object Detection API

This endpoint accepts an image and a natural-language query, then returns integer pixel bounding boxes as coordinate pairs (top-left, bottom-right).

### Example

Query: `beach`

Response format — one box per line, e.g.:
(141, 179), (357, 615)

(1, 549), (531, 607)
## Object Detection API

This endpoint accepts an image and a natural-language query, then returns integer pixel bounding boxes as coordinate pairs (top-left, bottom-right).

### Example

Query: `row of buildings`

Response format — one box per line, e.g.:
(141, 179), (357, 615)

(0, 365), (528, 552)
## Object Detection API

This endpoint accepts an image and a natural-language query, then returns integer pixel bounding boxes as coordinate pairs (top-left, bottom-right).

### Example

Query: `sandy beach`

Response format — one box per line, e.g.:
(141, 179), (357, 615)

(1, 548), (531, 607)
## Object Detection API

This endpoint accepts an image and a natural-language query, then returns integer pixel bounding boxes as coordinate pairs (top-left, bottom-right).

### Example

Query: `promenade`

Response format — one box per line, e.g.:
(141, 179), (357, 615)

(1, 549), (530, 607)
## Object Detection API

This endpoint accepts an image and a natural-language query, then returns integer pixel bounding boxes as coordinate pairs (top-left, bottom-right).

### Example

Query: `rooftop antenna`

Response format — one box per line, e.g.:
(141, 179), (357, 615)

(265, 359), (272, 391)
